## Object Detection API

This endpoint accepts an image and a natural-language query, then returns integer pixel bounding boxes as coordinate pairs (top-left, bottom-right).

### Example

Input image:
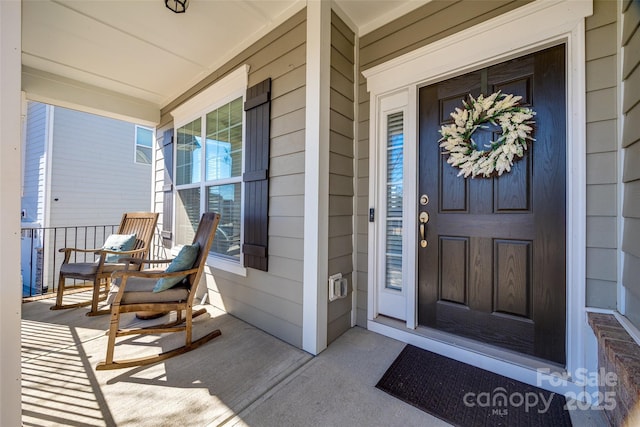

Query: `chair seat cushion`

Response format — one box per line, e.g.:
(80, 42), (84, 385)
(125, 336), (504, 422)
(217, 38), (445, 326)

(60, 262), (126, 276)
(108, 276), (189, 305)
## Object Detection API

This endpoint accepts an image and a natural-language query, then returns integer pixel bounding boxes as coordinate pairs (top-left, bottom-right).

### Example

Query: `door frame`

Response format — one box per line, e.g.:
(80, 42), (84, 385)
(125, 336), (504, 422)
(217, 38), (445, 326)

(364, 0), (592, 392)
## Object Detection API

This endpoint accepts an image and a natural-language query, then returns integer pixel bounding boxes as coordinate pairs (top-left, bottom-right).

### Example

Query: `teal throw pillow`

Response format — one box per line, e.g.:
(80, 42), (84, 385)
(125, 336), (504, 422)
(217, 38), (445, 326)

(102, 234), (137, 263)
(153, 242), (200, 292)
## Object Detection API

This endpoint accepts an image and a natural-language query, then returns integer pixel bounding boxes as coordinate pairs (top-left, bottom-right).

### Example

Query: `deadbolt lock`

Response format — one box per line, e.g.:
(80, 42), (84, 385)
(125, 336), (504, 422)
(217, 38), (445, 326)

(420, 194), (429, 206)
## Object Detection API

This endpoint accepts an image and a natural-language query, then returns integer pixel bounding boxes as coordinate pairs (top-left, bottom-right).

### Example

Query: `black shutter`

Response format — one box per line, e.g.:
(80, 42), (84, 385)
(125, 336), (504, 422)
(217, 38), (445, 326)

(243, 78), (271, 271)
(162, 129), (174, 247)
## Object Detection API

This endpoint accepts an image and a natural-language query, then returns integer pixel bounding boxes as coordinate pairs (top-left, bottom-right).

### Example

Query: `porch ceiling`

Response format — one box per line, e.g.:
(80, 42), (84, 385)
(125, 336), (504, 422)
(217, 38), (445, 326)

(21, 0), (427, 123)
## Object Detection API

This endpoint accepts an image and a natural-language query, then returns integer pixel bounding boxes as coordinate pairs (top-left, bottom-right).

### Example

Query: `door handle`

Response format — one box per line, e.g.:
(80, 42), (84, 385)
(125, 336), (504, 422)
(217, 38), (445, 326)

(419, 211), (429, 248)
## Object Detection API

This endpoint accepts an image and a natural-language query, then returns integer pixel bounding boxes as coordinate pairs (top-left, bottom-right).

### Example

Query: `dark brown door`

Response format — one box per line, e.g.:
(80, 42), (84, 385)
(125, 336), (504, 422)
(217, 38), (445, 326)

(417, 45), (566, 365)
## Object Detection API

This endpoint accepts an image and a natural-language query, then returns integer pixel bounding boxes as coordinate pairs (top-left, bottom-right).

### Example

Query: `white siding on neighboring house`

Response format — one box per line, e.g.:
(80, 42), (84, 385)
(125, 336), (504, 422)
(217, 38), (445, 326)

(22, 101), (48, 225)
(22, 101), (153, 295)
(49, 105), (152, 227)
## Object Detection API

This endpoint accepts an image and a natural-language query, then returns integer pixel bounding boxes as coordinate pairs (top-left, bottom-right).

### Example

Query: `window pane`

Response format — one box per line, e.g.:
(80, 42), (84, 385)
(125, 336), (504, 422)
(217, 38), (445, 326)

(385, 112), (403, 291)
(207, 183), (241, 260)
(136, 126), (153, 147)
(205, 97), (243, 181)
(176, 188), (201, 245)
(385, 255), (403, 291)
(136, 146), (152, 164)
(230, 97), (242, 124)
(176, 118), (202, 185)
(386, 113), (403, 219)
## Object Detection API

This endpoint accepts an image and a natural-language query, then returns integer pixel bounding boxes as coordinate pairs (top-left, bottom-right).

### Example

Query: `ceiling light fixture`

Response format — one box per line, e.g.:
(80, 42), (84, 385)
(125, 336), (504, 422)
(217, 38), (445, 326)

(165, 0), (188, 13)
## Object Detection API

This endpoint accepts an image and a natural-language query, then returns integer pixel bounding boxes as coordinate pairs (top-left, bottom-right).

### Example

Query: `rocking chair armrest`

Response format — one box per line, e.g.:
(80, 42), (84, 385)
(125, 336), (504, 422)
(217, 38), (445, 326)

(112, 267), (198, 280)
(94, 247), (149, 266)
(59, 246), (105, 264)
(58, 247), (102, 254)
(96, 247), (147, 257)
(115, 258), (173, 270)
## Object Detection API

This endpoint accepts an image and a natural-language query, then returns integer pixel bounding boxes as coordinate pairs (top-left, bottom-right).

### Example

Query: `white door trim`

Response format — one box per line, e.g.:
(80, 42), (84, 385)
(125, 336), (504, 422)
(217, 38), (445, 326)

(364, 0), (592, 392)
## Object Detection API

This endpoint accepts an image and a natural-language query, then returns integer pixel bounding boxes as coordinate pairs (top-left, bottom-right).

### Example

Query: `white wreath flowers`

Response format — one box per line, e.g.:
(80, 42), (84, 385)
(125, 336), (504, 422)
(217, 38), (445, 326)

(438, 91), (536, 178)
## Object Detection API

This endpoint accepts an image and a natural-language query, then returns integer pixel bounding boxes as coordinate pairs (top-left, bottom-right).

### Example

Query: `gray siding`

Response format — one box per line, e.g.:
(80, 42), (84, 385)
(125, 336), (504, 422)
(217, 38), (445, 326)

(22, 101), (48, 225)
(585, 0), (619, 309)
(327, 11), (355, 344)
(157, 11), (307, 347)
(622, 0), (640, 328)
(356, 0), (528, 327)
(49, 106), (152, 227)
(153, 126), (172, 259)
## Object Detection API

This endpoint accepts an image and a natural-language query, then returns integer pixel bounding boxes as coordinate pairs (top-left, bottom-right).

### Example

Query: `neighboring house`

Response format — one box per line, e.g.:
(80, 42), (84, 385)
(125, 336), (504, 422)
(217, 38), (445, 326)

(3, 0), (639, 424)
(20, 101), (153, 295)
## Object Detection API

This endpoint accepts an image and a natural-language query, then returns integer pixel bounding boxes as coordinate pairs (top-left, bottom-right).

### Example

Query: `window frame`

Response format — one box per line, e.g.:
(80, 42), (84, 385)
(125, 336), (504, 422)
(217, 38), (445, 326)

(134, 125), (154, 165)
(170, 65), (249, 276)
(372, 90), (412, 323)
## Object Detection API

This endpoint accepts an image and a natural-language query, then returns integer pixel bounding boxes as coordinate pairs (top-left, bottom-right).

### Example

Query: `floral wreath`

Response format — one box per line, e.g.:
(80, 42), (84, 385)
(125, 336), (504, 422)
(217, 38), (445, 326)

(438, 91), (536, 178)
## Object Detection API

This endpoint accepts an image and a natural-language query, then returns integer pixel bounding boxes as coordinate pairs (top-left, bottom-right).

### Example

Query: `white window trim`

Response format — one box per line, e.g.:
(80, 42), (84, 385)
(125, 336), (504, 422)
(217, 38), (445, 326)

(171, 65), (249, 126)
(363, 0), (592, 394)
(170, 64), (249, 276)
(374, 90), (414, 323)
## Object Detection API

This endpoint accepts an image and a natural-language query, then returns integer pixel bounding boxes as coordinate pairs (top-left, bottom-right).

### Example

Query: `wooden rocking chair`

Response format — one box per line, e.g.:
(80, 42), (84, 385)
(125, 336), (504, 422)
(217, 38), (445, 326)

(96, 212), (221, 370)
(51, 212), (159, 316)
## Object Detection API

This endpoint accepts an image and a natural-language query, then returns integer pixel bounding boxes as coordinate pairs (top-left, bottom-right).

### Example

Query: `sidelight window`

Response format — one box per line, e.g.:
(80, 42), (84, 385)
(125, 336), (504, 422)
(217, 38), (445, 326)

(385, 112), (404, 291)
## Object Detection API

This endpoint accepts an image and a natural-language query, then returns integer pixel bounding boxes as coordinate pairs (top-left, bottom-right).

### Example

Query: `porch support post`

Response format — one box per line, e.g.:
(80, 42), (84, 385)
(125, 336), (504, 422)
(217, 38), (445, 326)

(303, 0), (330, 355)
(0, 0), (23, 424)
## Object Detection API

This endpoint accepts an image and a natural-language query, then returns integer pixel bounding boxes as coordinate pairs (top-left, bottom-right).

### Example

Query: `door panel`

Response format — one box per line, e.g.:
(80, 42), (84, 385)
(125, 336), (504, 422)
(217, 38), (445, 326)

(418, 45), (566, 365)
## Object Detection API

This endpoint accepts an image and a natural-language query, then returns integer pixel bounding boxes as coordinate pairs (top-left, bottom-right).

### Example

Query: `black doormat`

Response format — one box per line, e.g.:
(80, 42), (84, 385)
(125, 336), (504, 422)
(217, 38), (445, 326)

(376, 345), (572, 427)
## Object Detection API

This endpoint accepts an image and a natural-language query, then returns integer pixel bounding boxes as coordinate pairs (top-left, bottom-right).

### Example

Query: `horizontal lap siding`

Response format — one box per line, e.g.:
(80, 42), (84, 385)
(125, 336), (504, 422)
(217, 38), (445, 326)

(356, 0), (526, 326)
(49, 106), (151, 227)
(157, 11), (307, 348)
(153, 128), (170, 255)
(328, 11), (355, 345)
(585, 1), (619, 309)
(22, 102), (48, 225)
(622, 0), (640, 328)
(360, 0), (529, 70)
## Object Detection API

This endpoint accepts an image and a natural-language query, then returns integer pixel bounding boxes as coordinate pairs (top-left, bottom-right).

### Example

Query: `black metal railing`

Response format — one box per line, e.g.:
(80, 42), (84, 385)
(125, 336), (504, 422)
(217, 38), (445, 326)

(20, 224), (165, 299)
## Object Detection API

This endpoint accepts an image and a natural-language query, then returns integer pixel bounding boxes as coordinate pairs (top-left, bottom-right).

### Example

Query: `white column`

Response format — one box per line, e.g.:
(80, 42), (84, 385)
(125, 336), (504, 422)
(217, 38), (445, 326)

(303, 0), (330, 355)
(0, 0), (23, 424)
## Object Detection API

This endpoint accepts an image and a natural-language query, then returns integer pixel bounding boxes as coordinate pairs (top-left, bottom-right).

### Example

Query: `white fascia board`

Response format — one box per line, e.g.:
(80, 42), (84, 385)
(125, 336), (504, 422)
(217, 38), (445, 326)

(22, 67), (161, 126)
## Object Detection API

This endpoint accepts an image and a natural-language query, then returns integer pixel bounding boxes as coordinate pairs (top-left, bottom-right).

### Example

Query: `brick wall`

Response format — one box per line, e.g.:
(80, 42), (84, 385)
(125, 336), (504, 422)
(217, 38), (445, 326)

(588, 313), (640, 426)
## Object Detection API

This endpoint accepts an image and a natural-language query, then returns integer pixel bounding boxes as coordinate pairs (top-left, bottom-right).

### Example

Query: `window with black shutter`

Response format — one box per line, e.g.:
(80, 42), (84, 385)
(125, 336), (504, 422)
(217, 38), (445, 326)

(168, 65), (271, 274)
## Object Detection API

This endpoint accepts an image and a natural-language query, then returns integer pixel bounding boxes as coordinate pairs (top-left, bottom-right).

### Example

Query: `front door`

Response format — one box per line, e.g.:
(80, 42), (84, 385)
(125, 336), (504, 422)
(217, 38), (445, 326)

(417, 45), (566, 365)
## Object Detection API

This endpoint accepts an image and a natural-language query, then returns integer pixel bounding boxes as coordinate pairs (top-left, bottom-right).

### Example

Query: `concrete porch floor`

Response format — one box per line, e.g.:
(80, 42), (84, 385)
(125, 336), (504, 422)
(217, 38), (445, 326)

(21, 295), (606, 426)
